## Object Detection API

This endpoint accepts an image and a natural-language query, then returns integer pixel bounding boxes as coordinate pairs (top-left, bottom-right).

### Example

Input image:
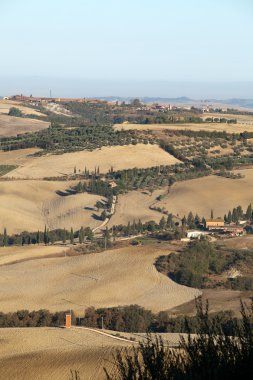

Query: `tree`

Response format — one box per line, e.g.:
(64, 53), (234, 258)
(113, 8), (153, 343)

(232, 208), (239, 224)
(211, 209), (214, 219)
(43, 225), (48, 245)
(3, 228), (8, 246)
(70, 227), (74, 244)
(187, 212), (195, 228)
(8, 107), (22, 117)
(84, 227), (94, 241)
(130, 98), (142, 107)
(236, 205), (243, 219)
(36, 230), (40, 245)
(227, 210), (232, 224)
(103, 227), (110, 249)
(194, 214), (200, 226)
(101, 210), (107, 221)
(62, 228), (66, 244)
(181, 216), (187, 227)
(246, 203), (252, 221)
(159, 216), (166, 230)
(79, 227), (85, 244)
(167, 214), (174, 229)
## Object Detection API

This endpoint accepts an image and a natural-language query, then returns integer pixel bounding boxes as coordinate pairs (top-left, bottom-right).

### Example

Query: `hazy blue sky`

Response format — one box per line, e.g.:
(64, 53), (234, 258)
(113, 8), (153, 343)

(1, 0), (253, 98)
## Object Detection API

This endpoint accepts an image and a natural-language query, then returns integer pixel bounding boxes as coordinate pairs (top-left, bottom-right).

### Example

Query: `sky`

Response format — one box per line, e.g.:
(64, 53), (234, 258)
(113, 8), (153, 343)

(1, 0), (253, 98)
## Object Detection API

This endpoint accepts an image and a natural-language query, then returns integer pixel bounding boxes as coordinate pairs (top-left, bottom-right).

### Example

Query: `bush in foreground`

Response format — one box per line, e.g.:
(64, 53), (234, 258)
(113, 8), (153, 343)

(104, 299), (253, 380)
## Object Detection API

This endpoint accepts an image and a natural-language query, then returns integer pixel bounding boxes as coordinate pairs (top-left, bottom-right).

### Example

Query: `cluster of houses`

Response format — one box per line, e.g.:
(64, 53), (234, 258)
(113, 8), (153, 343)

(186, 217), (245, 241)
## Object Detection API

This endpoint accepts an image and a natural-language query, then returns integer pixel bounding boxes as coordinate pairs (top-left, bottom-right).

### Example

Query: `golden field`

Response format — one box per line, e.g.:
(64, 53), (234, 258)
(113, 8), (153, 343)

(3, 144), (181, 178)
(0, 244), (201, 313)
(0, 327), (185, 380)
(154, 169), (253, 218)
(0, 99), (46, 116)
(0, 180), (103, 234)
(108, 189), (167, 228)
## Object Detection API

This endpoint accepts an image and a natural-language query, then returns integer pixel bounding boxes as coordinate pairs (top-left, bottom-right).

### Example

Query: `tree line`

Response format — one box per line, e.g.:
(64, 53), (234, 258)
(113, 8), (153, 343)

(0, 226), (94, 247)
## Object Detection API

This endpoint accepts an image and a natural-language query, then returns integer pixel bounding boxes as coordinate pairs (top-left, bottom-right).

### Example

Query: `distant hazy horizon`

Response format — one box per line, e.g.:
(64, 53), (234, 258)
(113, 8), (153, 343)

(1, 76), (253, 100)
(1, 0), (253, 100)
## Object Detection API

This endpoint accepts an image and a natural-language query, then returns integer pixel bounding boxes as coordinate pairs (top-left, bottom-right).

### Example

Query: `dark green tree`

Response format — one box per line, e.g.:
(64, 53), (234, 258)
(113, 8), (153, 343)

(70, 227), (74, 244)
(79, 227), (85, 243)
(227, 210), (232, 224)
(62, 228), (66, 244)
(246, 203), (252, 221)
(43, 225), (48, 245)
(159, 216), (166, 230)
(3, 228), (8, 246)
(36, 230), (40, 245)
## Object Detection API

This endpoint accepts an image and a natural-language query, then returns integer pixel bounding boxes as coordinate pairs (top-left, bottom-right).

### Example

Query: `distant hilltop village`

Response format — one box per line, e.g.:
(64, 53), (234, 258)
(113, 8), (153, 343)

(3, 94), (226, 113)
(4, 95), (102, 104)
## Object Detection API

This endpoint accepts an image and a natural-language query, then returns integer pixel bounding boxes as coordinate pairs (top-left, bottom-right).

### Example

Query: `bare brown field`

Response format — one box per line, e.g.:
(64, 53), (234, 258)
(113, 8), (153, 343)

(0, 180), (103, 234)
(0, 327), (185, 379)
(114, 122), (253, 133)
(155, 169), (253, 218)
(3, 144), (181, 178)
(0, 148), (41, 166)
(0, 99), (46, 116)
(0, 327), (130, 380)
(0, 244), (201, 313)
(221, 235), (253, 250)
(169, 288), (253, 317)
(0, 245), (68, 266)
(0, 114), (49, 137)
(108, 189), (167, 228)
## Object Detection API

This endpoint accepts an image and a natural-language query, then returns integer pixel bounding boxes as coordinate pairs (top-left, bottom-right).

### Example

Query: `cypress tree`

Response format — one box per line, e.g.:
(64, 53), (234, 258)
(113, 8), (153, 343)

(43, 225), (48, 245)
(167, 214), (173, 229)
(70, 228), (74, 244)
(246, 203), (252, 221)
(79, 227), (84, 244)
(62, 228), (66, 244)
(232, 208), (239, 224)
(36, 230), (40, 245)
(159, 216), (166, 230)
(3, 228), (8, 247)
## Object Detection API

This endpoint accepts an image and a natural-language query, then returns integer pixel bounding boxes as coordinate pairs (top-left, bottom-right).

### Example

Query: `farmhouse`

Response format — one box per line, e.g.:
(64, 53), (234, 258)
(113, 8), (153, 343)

(205, 218), (244, 236)
(205, 218), (224, 230)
